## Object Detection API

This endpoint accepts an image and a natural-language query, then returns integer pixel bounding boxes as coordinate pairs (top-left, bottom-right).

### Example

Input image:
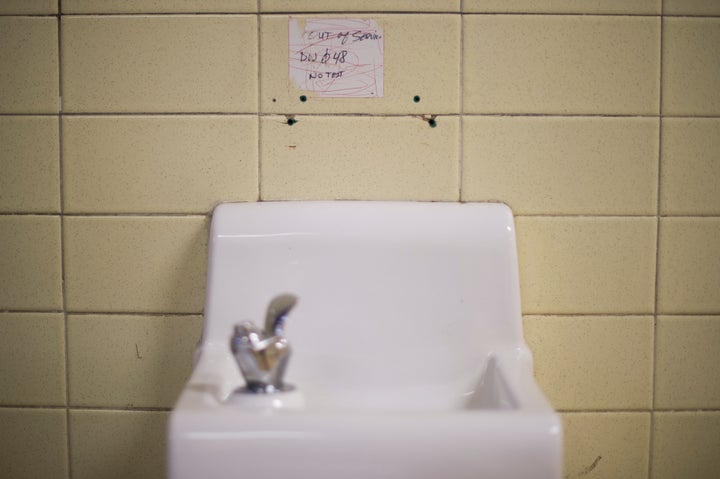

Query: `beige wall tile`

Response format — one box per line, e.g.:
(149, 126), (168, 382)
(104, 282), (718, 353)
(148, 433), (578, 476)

(657, 218), (720, 314)
(462, 117), (659, 215)
(63, 0), (256, 13)
(62, 116), (258, 214)
(655, 316), (720, 409)
(0, 18), (59, 113)
(260, 15), (460, 114)
(70, 410), (167, 479)
(0, 0), (57, 14)
(261, 0), (459, 11)
(664, 0), (720, 17)
(524, 316), (653, 410)
(62, 16), (257, 113)
(64, 216), (208, 313)
(0, 313), (65, 406)
(562, 412), (650, 479)
(516, 217), (657, 314)
(0, 116), (60, 213)
(652, 412), (720, 479)
(260, 115), (458, 200)
(0, 215), (62, 310)
(661, 119), (720, 215)
(68, 314), (202, 408)
(464, 15), (660, 114)
(0, 408), (68, 479)
(663, 18), (720, 116)
(464, 0), (660, 14)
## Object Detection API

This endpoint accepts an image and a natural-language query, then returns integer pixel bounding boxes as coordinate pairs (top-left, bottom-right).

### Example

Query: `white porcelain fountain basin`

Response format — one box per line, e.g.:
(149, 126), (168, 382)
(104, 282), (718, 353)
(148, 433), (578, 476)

(168, 201), (562, 479)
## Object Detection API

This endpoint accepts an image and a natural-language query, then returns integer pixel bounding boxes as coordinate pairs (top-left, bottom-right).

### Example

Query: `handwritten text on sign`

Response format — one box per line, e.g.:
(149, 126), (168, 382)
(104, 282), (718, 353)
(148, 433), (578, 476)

(289, 18), (384, 98)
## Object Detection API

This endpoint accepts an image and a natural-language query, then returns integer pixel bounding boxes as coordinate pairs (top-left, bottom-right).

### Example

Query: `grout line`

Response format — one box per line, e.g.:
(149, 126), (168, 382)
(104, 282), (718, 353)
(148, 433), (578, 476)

(457, 3), (464, 202)
(63, 406), (174, 412)
(64, 311), (203, 317)
(51, 11), (720, 17)
(0, 404), (68, 409)
(6, 112), (668, 118)
(5, 112), (719, 119)
(515, 214), (658, 218)
(648, 8), (666, 479)
(256, 5), (262, 201)
(55, 2), (74, 477)
(139, 11), (462, 15)
(557, 408), (720, 414)
(3, 212), (720, 218)
(255, 12), (662, 17)
(1, 310), (66, 314)
(59, 12), (259, 17)
(0, 212), (212, 217)
(523, 313), (659, 318)
(0, 14), (59, 17)
(45, 11), (719, 18)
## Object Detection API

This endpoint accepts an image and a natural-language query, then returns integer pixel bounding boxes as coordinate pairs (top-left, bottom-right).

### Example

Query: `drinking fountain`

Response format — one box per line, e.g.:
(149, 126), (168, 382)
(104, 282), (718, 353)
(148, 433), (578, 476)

(168, 201), (562, 479)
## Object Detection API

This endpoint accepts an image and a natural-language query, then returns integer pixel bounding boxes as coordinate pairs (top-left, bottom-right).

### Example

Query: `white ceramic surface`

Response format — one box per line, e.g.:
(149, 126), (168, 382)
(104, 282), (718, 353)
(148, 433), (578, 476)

(169, 201), (562, 479)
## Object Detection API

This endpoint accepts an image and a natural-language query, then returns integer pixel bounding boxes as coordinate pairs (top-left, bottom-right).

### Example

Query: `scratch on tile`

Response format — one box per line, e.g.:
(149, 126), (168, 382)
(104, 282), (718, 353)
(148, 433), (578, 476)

(564, 456), (602, 479)
(579, 456), (602, 477)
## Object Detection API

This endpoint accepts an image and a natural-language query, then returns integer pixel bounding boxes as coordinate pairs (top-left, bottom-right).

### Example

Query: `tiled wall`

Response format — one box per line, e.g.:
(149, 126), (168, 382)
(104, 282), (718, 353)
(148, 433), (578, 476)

(1, 1), (718, 478)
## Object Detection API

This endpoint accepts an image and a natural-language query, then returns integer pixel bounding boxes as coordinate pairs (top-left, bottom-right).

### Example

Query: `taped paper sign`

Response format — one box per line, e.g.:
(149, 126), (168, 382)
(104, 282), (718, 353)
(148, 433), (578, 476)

(289, 18), (384, 98)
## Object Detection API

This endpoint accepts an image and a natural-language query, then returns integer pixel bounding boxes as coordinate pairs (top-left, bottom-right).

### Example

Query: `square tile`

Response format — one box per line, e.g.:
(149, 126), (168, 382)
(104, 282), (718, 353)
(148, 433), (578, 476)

(0, 17), (59, 113)
(664, 0), (720, 16)
(464, 0), (659, 13)
(662, 18), (720, 116)
(0, 408), (68, 479)
(260, 14), (460, 114)
(68, 314), (202, 408)
(260, 115), (458, 200)
(657, 218), (720, 314)
(524, 316), (653, 410)
(660, 118), (720, 215)
(652, 412), (720, 479)
(462, 116), (659, 215)
(70, 410), (168, 479)
(463, 15), (660, 114)
(0, 116), (60, 213)
(62, 115), (258, 214)
(562, 412), (650, 479)
(0, 313), (65, 406)
(63, 0), (256, 13)
(0, 215), (62, 310)
(515, 217), (657, 314)
(260, 0), (459, 11)
(64, 216), (208, 313)
(0, 0), (57, 14)
(62, 15), (258, 113)
(655, 316), (720, 409)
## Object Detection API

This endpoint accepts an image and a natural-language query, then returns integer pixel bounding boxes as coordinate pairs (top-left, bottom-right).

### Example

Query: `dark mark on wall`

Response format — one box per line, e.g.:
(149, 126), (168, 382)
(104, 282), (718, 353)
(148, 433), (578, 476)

(565, 455), (602, 479)
(579, 456), (602, 476)
(135, 343), (142, 359)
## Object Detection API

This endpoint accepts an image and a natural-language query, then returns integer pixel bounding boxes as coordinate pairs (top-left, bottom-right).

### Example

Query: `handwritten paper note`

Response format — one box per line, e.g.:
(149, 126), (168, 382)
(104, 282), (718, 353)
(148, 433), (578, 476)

(289, 18), (384, 98)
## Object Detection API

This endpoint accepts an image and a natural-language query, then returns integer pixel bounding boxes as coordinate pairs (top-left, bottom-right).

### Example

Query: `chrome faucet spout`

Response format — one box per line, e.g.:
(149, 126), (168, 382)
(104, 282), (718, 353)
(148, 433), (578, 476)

(264, 294), (297, 337)
(230, 294), (297, 394)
